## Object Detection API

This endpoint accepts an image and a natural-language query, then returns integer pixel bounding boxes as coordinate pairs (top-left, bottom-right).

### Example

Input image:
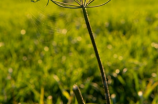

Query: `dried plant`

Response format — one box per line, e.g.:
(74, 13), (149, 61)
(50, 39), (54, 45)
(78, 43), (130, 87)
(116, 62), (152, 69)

(46, 0), (111, 8)
(32, 0), (111, 103)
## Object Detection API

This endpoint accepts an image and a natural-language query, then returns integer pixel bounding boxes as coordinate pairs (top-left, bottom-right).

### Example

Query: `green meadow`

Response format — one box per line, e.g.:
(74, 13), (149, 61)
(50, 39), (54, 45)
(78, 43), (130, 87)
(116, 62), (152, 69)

(0, 0), (158, 103)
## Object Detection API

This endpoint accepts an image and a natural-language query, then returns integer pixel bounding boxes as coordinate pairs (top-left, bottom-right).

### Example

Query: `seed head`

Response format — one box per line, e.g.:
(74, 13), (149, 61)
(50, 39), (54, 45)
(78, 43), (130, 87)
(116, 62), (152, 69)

(32, 0), (111, 8)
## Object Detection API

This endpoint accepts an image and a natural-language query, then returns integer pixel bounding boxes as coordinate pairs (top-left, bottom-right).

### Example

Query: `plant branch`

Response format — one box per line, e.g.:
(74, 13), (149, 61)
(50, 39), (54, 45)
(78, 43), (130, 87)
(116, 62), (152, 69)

(86, 0), (111, 8)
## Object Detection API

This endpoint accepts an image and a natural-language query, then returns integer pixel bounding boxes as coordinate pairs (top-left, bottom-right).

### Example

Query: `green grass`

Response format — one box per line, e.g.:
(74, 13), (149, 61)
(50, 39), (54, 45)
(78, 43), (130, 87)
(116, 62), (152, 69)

(0, 0), (158, 104)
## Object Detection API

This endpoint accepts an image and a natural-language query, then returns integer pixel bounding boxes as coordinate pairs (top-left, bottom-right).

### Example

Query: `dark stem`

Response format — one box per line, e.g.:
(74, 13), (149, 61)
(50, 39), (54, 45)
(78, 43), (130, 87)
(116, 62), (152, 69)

(73, 85), (85, 104)
(82, 7), (111, 104)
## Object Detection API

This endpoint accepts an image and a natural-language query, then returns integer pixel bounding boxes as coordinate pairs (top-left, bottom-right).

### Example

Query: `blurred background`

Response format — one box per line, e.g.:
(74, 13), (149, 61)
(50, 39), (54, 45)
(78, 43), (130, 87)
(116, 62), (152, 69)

(0, 0), (158, 104)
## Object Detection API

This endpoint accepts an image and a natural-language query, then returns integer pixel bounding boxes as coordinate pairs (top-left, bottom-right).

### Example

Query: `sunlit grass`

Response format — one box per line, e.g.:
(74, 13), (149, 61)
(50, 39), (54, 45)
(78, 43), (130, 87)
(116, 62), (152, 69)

(0, 0), (158, 103)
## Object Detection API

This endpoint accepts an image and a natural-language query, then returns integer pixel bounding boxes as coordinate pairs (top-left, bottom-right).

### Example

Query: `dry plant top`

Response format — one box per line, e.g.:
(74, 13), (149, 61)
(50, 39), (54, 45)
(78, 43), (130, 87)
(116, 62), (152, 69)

(50, 0), (111, 8)
(32, 0), (111, 8)
(32, 0), (112, 104)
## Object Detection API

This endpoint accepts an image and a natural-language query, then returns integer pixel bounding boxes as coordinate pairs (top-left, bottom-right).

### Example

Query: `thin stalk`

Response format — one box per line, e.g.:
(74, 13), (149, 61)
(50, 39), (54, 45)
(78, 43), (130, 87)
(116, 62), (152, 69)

(82, 6), (111, 104)
(73, 85), (85, 104)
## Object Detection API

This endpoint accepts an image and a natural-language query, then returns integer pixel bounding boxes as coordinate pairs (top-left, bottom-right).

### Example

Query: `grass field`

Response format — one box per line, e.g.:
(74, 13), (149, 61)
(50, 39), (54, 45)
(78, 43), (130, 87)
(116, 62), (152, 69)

(0, 0), (158, 104)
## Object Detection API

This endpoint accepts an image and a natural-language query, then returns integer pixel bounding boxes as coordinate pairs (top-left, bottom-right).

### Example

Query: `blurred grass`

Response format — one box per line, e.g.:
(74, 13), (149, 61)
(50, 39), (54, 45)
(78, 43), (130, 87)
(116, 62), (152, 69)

(0, 0), (158, 104)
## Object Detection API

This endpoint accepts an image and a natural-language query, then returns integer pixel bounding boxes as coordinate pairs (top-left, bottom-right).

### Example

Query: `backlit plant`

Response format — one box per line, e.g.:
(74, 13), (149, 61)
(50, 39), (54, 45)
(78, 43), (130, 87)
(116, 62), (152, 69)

(32, 0), (111, 103)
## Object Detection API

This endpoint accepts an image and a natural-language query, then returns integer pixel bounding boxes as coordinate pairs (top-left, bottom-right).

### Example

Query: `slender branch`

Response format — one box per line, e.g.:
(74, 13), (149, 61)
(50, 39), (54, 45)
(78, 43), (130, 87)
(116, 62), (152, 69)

(83, 0), (87, 6)
(82, 6), (111, 104)
(53, 0), (79, 6)
(86, 0), (94, 6)
(50, 0), (82, 9)
(74, 0), (82, 5)
(86, 0), (111, 8)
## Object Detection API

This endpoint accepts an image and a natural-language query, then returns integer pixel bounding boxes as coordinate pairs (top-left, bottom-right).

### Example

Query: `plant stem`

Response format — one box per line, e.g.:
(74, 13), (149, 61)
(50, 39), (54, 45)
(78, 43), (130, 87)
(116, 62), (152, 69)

(73, 85), (85, 104)
(82, 7), (111, 104)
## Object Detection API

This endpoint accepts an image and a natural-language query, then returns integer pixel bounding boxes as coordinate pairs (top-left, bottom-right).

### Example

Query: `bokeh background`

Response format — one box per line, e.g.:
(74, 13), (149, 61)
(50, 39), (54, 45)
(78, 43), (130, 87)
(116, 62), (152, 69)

(0, 0), (158, 104)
